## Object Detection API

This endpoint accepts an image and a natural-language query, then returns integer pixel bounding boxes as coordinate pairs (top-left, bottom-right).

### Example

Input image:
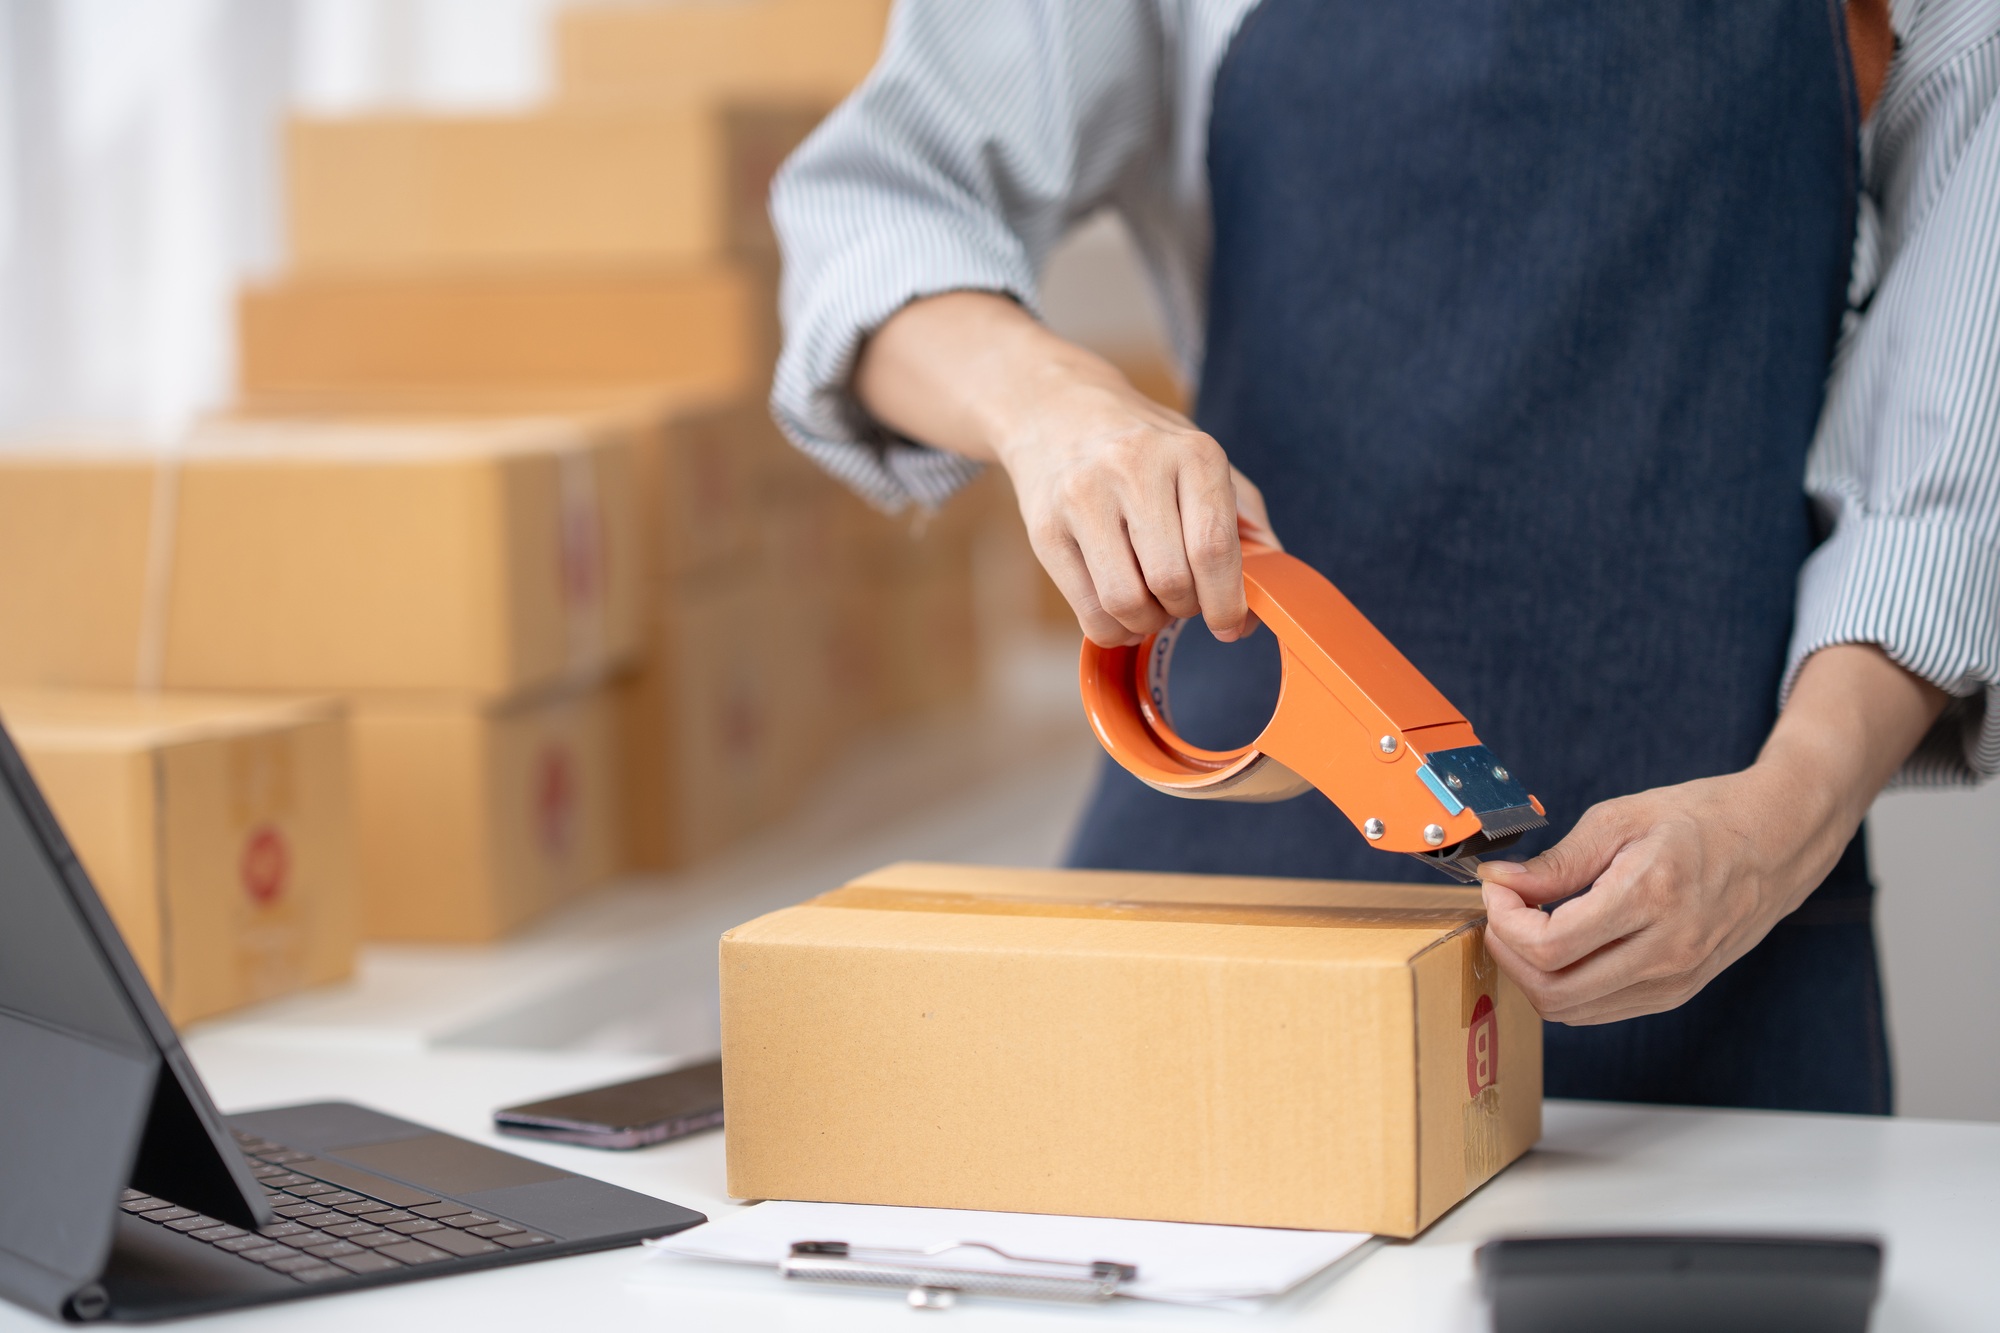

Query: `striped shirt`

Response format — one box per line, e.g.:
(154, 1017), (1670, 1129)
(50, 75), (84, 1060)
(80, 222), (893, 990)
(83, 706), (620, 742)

(770, 0), (2000, 785)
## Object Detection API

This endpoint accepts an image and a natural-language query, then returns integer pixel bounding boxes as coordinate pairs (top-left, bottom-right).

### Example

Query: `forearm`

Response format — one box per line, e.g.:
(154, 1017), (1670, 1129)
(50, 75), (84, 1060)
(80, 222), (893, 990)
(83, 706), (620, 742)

(854, 291), (1164, 462)
(851, 290), (1274, 646)
(1480, 642), (1950, 1024)
(1753, 643), (1949, 897)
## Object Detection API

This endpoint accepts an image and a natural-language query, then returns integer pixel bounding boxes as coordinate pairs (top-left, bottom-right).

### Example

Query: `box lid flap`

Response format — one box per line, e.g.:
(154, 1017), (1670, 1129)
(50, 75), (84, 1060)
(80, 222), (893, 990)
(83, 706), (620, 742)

(846, 861), (1483, 915)
(734, 862), (1487, 965)
(0, 690), (340, 750)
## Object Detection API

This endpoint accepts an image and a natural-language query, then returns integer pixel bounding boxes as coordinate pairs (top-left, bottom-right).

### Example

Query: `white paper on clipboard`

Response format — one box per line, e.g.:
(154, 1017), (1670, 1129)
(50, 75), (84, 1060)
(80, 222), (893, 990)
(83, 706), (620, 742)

(641, 1200), (1374, 1309)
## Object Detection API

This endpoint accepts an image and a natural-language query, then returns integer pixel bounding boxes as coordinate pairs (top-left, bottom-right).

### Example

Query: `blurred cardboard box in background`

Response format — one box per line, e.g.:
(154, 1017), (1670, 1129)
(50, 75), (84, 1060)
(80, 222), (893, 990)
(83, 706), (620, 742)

(0, 418), (641, 697)
(220, 387), (778, 603)
(0, 0), (1026, 966)
(238, 263), (768, 411)
(632, 396), (774, 590)
(2, 691), (357, 1025)
(722, 862), (1542, 1238)
(349, 679), (621, 942)
(289, 104), (824, 271)
(557, 0), (891, 106)
(617, 565), (778, 872)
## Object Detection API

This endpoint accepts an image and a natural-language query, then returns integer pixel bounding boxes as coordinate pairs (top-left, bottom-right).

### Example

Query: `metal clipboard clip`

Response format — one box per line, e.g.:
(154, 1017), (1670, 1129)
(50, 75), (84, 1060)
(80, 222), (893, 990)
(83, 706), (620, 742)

(781, 1239), (1140, 1310)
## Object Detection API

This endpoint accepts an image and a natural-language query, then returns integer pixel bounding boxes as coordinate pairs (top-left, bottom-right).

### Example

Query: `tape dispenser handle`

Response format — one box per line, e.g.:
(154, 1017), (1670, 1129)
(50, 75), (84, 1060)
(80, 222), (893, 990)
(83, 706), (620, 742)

(1079, 544), (1510, 854)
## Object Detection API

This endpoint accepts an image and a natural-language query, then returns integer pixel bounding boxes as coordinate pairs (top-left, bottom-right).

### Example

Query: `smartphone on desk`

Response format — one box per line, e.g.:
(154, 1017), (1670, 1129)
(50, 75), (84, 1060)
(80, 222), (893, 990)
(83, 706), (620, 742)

(495, 1059), (724, 1151)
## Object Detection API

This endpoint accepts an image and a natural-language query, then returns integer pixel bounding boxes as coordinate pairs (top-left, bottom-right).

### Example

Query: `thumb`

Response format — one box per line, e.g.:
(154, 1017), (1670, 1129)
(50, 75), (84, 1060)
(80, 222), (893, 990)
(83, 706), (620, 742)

(1478, 806), (1627, 906)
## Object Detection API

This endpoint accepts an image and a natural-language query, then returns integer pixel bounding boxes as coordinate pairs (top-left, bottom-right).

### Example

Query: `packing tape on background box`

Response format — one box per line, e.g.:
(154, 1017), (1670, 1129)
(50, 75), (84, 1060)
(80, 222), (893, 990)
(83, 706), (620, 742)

(128, 441), (608, 692)
(134, 454), (185, 692)
(557, 447), (606, 672)
(814, 885), (1486, 933)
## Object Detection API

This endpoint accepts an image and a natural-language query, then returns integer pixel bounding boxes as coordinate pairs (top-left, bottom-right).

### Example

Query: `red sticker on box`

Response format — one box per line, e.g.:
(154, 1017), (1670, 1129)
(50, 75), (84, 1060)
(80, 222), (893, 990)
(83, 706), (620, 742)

(560, 494), (603, 611)
(535, 744), (577, 861)
(240, 824), (290, 906)
(1467, 993), (1497, 1096)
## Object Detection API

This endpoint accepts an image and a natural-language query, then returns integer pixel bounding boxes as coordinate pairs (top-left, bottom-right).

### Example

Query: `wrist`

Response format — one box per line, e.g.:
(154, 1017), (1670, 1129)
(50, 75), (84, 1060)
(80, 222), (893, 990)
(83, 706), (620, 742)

(1741, 740), (1860, 901)
(985, 340), (1147, 457)
(1755, 643), (1948, 844)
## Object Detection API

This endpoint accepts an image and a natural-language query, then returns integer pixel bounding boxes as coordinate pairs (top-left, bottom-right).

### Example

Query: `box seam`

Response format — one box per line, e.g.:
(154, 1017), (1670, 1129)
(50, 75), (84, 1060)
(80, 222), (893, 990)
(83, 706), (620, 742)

(1409, 961), (1422, 1235)
(148, 748), (174, 1009)
(1406, 915), (1481, 962)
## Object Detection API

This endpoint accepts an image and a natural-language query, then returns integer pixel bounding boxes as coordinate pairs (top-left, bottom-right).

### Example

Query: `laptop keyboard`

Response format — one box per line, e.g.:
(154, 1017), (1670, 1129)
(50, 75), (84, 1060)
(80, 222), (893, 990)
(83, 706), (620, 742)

(117, 1131), (552, 1285)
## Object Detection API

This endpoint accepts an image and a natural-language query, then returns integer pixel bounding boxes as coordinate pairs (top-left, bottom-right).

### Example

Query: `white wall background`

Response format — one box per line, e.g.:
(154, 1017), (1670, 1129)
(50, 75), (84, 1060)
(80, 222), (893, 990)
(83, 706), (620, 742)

(2, 0), (1993, 1120)
(1873, 787), (2000, 1120)
(0, 0), (571, 445)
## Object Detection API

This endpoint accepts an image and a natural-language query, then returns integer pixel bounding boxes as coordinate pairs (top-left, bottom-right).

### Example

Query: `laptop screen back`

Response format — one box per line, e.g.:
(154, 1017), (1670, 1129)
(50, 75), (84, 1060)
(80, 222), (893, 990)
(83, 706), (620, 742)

(0, 732), (163, 1305)
(0, 764), (149, 1054)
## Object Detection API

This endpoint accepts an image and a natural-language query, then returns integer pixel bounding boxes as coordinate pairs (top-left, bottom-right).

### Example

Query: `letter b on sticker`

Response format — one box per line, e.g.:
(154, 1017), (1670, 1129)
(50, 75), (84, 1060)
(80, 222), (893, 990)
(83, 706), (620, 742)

(1466, 993), (1498, 1096)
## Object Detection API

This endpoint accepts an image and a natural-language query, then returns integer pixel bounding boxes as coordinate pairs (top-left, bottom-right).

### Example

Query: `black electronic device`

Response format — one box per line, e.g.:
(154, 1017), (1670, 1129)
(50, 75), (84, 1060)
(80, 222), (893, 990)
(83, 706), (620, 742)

(495, 1061), (724, 1150)
(0, 720), (706, 1322)
(1476, 1234), (1883, 1333)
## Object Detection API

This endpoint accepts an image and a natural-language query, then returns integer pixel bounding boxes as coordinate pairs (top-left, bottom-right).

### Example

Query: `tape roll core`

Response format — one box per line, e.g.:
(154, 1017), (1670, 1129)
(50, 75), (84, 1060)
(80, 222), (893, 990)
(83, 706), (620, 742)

(1134, 618), (1265, 772)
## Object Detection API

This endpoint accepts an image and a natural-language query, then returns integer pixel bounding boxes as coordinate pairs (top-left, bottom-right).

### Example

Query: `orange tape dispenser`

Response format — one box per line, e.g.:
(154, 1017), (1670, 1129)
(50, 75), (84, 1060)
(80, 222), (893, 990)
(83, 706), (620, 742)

(1079, 544), (1547, 882)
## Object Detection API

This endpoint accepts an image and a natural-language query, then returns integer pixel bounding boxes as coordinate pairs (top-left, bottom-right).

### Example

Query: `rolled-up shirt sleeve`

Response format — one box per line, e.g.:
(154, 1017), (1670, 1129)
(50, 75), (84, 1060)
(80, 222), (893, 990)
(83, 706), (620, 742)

(1787, 16), (2000, 785)
(768, 0), (1170, 510)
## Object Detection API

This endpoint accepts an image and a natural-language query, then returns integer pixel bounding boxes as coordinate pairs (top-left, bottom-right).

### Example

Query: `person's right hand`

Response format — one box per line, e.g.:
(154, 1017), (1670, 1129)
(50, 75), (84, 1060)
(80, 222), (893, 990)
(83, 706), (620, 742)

(996, 375), (1279, 648)
(853, 291), (1280, 649)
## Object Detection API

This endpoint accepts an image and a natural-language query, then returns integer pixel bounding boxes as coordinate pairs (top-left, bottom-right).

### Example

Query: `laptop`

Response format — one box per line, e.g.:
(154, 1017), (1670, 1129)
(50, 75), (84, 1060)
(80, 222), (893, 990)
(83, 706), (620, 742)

(0, 721), (705, 1322)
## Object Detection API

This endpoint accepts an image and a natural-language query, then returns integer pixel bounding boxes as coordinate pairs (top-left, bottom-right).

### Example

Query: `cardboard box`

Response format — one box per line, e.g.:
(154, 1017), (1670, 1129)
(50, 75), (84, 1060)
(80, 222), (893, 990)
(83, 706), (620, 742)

(224, 388), (774, 581)
(289, 104), (826, 271)
(557, 0), (890, 106)
(618, 566), (803, 871)
(349, 680), (622, 942)
(820, 549), (983, 724)
(875, 544), (982, 718)
(722, 862), (1542, 1237)
(0, 418), (641, 696)
(1, 691), (357, 1026)
(766, 494), (894, 781)
(632, 397), (773, 587)
(238, 262), (767, 409)
(224, 388), (766, 603)
(750, 482), (985, 734)
(833, 485), (990, 722)
(756, 488), (873, 758)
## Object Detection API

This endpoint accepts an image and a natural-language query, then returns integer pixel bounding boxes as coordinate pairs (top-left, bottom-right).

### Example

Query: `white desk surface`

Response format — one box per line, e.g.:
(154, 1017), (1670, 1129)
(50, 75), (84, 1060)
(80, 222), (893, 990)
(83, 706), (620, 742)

(7, 1033), (1992, 1332)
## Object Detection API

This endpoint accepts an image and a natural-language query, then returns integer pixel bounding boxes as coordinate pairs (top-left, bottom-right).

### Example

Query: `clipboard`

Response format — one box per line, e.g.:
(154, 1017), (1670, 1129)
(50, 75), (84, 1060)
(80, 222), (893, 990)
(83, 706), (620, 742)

(782, 1240), (1137, 1308)
(645, 1199), (1376, 1310)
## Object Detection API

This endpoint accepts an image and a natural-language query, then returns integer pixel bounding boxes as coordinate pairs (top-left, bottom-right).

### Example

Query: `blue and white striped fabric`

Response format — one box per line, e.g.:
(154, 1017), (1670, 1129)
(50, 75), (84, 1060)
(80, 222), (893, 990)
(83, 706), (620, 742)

(770, 0), (2000, 784)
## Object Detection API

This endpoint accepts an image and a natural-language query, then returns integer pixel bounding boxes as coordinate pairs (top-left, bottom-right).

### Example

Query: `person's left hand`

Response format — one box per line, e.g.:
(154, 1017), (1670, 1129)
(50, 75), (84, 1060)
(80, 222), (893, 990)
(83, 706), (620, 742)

(1476, 766), (1832, 1026)
(1474, 643), (1949, 1025)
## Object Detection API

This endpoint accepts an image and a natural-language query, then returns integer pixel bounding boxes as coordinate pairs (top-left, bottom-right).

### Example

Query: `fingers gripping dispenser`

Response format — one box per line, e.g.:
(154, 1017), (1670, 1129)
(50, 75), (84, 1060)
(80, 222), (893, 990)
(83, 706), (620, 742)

(1079, 546), (1547, 882)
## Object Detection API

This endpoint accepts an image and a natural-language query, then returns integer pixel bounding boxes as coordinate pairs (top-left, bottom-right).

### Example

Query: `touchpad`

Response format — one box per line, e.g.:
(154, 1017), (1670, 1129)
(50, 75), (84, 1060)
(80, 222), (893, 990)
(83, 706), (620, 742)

(330, 1133), (569, 1195)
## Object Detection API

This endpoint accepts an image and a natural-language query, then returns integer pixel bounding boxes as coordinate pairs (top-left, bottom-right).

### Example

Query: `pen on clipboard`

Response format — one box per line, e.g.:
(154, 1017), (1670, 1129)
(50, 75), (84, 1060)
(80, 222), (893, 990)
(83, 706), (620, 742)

(781, 1239), (1140, 1309)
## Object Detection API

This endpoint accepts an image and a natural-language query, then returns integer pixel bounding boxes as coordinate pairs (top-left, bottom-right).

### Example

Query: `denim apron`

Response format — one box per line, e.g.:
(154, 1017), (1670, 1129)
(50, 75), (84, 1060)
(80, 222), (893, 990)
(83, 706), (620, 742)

(1067, 0), (1890, 1113)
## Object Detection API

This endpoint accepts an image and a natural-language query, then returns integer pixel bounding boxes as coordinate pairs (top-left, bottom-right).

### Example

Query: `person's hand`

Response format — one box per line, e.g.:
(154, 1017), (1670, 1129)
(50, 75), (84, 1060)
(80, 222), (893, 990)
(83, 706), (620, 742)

(853, 291), (1278, 648)
(995, 379), (1278, 648)
(1477, 644), (1948, 1024)
(1476, 767), (1817, 1024)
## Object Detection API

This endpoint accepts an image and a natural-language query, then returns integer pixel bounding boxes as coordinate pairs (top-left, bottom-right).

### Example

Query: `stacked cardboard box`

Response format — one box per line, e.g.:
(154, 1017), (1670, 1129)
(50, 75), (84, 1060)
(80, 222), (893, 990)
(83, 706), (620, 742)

(0, 421), (641, 694)
(0, 691), (357, 1025)
(238, 99), (818, 411)
(616, 398), (1001, 873)
(0, 417), (643, 943)
(223, 0), (1013, 901)
(554, 0), (893, 107)
(286, 104), (822, 269)
(1, 0), (1012, 977)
